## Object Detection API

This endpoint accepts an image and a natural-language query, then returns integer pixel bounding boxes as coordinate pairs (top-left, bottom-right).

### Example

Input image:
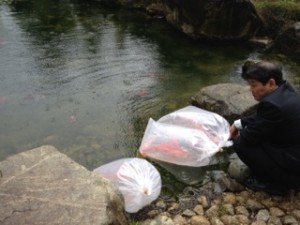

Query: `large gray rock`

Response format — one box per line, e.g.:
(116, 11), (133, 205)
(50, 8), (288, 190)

(163, 0), (263, 41)
(273, 22), (300, 61)
(114, 0), (263, 41)
(227, 153), (250, 183)
(0, 145), (128, 225)
(191, 83), (257, 122)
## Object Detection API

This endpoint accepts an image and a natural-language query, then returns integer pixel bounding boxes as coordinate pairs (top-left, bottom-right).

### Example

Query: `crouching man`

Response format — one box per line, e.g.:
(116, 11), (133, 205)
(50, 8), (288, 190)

(230, 60), (300, 195)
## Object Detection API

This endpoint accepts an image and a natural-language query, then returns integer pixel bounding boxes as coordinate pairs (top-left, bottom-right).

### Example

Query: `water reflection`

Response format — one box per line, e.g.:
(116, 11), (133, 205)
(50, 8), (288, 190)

(0, 0), (299, 184)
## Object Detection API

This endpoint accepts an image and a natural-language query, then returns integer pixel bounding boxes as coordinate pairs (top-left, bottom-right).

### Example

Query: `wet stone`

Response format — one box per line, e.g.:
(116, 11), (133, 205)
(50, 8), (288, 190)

(251, 221), (267, 225)
(267, 216), (282, 225)
(220, 215), (240, 225)
(167, 202), (180, 213)
(150, 215), (175, 225)
(182, 209), (196, 217)
(280, 201), (297, 212)
(254, 191), (270, 200)
(246, 199), (265, 211)
(291, 209), (300, 220)
(155, 200), (166, 209)
(227, 155), (250, 183)
(190, 215), (210, 225)
(212, 198), (222, 206)
(147, 210), (161, 218)
(235, 205), (250, 216)
(236, 195), (247, 205)
(261, 198), (277, 208)
(270, 207), (285, 217)
(205, 205), (220, 218)
(236, 214), (251, 224)
(240, 190), (251, 199)
(198, 195), (210, 209)
(256, 209), (270, 222)
(172, 215), (187, 225)
(193, 204), (204, 215)
(222, 192), (237, 205)
(210, 217), (225, 225)
(223, 203), (235, 215)
(282, 215), (298, 225)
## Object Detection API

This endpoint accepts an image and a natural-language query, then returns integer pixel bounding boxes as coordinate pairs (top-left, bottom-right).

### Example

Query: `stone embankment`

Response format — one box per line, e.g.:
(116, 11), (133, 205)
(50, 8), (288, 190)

(108, 0), (300, 60)
(134, 184), (300, 225)
(131, 160), (300, 225)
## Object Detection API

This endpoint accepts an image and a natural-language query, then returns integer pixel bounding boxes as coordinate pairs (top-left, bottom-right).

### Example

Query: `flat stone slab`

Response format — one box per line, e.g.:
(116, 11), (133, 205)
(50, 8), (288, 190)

(0, 145), (127, 225)
(191, 83), (257, 122)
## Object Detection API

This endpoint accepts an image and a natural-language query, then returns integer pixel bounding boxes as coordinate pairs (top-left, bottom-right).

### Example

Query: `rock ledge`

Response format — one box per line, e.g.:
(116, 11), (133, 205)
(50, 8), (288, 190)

(0, 145), (127, 225)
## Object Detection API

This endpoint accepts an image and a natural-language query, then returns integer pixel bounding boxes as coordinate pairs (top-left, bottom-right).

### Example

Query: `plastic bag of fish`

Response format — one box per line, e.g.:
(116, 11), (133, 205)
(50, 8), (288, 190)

(93, 158), (161, 213)
(138, 106), (232, 167)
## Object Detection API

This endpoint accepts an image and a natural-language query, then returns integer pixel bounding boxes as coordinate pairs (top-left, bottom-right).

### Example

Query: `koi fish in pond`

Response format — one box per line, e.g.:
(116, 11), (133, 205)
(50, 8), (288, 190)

(21, 94), (46, 104)
(130, 90), (148, 101)
(135, 90), (147, 97)
(0, 96), (7, 108)
(69, 114), (77, 123)
(0, 96), (7, 105)
(68, 110), (77, 123)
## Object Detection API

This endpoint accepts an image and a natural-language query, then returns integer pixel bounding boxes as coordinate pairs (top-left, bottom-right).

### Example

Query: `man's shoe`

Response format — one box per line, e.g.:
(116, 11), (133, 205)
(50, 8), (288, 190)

(244, 177), (288, 196)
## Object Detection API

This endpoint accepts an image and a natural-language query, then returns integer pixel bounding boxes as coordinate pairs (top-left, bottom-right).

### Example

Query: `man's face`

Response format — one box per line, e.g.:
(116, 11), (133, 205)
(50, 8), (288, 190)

(248, 79), (273, 101)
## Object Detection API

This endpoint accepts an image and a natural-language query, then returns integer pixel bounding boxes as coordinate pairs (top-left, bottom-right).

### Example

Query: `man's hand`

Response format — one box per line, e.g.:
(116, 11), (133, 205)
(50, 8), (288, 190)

(230, 124), (240, 140)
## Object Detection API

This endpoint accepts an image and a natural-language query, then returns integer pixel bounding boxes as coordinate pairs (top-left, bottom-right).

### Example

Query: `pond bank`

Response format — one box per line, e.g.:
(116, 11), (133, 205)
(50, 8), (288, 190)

(106, 0), (300, 61)
(129, 81), (300, 224)
(131, 185), (300, 225)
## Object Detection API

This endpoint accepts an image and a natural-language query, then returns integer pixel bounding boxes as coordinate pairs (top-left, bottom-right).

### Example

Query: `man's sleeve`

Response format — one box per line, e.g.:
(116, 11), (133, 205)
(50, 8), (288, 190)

(240, 114), (256, 128)
(238, 101), (282, 145)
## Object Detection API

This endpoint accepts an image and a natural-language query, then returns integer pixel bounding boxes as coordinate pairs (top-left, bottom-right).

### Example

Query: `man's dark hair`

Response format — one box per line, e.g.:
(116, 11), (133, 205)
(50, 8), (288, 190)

(241, 61), (284, 85)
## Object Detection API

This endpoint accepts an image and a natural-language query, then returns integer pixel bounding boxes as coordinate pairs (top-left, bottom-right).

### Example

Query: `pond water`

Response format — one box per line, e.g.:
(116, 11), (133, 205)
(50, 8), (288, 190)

(0, 1), (299, 186)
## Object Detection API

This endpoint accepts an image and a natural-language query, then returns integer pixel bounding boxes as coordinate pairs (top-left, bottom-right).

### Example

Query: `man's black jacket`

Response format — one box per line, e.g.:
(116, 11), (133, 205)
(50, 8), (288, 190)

(234, 82), (300, 185)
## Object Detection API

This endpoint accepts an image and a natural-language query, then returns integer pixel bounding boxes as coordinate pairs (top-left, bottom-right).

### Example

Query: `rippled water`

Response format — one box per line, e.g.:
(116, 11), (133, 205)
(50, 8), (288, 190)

(0, 0), (299, 182)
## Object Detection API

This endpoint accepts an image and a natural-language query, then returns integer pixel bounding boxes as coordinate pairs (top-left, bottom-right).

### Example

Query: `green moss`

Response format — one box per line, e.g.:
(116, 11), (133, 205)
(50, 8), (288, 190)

(253, 0), (300, 8)
(252, 0), (300, 21)
(0, 0), (13, 5)
(218, 204), (228, 217)
(252, 0), (300, 36)
(128, 220), (143, 225)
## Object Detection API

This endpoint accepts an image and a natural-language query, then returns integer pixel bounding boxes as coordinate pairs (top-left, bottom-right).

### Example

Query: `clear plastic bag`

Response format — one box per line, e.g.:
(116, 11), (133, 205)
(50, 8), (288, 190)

(139, 106), (232, 167)
(93, 158), (161, 213)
